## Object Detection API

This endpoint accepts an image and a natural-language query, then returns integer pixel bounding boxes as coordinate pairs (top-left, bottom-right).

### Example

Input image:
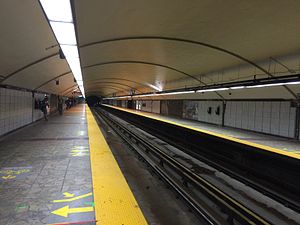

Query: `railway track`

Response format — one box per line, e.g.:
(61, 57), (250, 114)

(93, 107), (286, 225)
(100, 104), (300, 214)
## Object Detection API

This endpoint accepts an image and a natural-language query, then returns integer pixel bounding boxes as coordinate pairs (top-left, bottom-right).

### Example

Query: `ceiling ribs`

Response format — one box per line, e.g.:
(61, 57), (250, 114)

(0, 52), (59, 83)
(83, 60), (204, 84)
(80, 36), (296, 98)
(84, 81), (142, 93)
(34, 71), (72, 90)
(84, 77), (154, 90)
(86, 84), (129, 93)
(60, 84), (78, 95)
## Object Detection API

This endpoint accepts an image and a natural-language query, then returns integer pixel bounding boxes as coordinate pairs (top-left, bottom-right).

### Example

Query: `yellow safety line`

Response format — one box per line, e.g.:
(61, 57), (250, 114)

(86, 106), (148, 225)
(104, 104), (300, 160)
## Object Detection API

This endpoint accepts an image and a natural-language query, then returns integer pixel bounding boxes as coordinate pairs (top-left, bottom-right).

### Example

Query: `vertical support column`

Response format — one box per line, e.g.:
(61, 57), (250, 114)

(222, 100), (226, 127)
(294, 100), (300, 140)
(31, 91), (35, 123)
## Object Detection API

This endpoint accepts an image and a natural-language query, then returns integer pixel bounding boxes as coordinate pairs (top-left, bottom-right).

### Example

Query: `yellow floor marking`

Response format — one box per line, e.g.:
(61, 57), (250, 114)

(105, 105), (300, 160)
(86, 106), (148, 225)
(71, 149), (89, 152)
(63, 192), (74, 198)
(51, 205), (94, 218)
(70, 152), (89, 157)
(2, 175), (16, 179)
(53, 193), (92, 203)
(0, 168), (30, 175)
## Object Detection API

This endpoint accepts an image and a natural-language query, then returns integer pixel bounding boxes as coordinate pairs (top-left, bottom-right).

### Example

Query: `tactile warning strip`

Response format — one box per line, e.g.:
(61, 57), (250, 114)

(86, 106), (148, 225)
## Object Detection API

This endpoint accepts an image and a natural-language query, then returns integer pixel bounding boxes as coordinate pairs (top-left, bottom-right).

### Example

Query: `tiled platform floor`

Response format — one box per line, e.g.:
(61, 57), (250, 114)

(0, 104), (95, 225)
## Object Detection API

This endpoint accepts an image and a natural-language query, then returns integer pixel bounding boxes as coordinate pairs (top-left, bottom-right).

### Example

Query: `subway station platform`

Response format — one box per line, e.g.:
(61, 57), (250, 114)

(0, 104), (146, 225)
(104, 105), (300, 159)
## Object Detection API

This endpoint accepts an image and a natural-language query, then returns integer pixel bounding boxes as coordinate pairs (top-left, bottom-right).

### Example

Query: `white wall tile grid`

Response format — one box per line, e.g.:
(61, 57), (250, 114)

(0, 88), (32, 135)
(124, 99), (296, 139)
(0, 88), (58, 136)
(197, 101), (223, 125)
(224, 101), (295, 138)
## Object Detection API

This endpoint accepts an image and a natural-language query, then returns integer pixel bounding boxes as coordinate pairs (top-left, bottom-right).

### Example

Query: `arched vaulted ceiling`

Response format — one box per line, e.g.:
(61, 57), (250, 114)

(0, 0), (79, 97)
(1, 1), (300, 99)
(74, 0), (300, 99)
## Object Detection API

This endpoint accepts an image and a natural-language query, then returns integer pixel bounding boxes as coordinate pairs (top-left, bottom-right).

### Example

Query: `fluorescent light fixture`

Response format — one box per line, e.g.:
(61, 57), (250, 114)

(243, 81), (300, 89)
(148, 84), (162, 91)
(286, 81), (300, 85)
(162, 91), (195, 95)
(40, 0), (85, 97)
(77, 80), (84, 86)
(103, 79), (300, 100)
(60, 45), (79, 58)
(229, 86), (246, 90)
(49, 22), (77, 45)
(40, 0), (73, 22)
(245, 83), (284, 89)
(111, 90), (195, 99)
(68, 58), (82, 81)
(197, 87), (229, 93)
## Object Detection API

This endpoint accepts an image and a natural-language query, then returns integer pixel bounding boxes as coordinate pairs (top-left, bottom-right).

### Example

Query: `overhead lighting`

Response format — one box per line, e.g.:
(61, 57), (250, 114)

(49, 22), (77, 45)
(148, 84), (163, 92)
(287, 81), (300, 85)
(229, 86), (246, 90)
(103, 90), (195, 100)
(160, 90), (194, 96)
(103, 76), (300, 100)
(76, 80), (84, 86)
(60, 45), (78, 58)
(245, 83), (285, 89)
(39, 0), (72, 22)
(245, 81), (300, 89)
(196, 87), (229, 93)
(39, 0), (85, 97)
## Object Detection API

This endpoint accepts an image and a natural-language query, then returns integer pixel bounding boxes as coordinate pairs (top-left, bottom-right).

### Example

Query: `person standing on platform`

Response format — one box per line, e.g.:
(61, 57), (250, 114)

(41, 95), (49, 121)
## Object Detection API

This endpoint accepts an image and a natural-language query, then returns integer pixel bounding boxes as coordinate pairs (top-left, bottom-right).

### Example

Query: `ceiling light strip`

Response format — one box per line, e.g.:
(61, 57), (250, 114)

(40, 0), (85, 97)
(103, 80), (300, 100)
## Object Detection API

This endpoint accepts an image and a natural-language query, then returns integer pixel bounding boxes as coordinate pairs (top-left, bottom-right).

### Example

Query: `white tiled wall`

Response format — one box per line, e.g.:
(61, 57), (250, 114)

(118, 99), (297, 139)
(140, 101), (152, 112)
(0, 88), (32, 136)
(136, 100), (161, 114)
(152, 101), (161, 114)
(224, 101), (295, 138)
(198, 101), (223, 125)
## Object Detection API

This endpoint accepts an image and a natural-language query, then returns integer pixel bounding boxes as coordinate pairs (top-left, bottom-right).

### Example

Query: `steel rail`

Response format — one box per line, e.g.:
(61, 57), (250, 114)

(94, 108), (271, 225)
(101, 104), (300, 212)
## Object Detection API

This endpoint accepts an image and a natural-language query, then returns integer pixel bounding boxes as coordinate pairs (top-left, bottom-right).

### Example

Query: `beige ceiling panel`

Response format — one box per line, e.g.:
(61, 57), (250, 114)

(60, 84), (79, 97)
(83, 63), (184, 91)
(74, 0), (300, 97)
(3, 56), (70, 90)
(37, 73), (75, 95)
(86, 87), (125, 96)
(76, 0), (300, 60)
(80, 40), (242, 77)
(85, 82), (135, 94)
(0, 0), (58, 78)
